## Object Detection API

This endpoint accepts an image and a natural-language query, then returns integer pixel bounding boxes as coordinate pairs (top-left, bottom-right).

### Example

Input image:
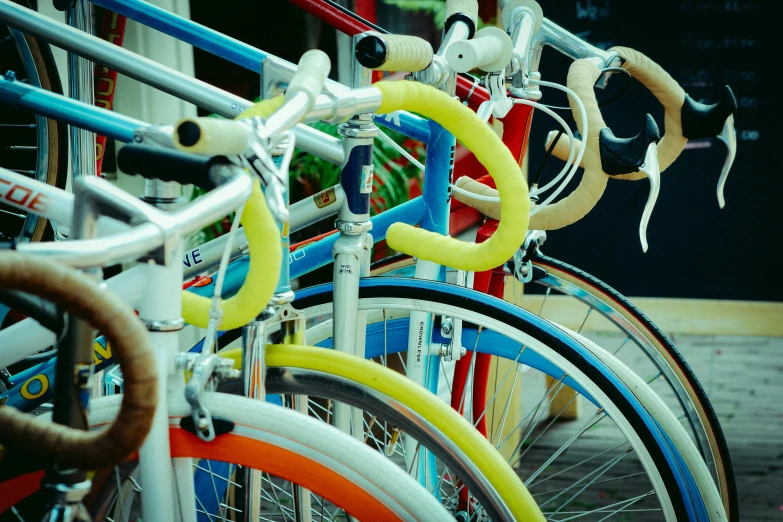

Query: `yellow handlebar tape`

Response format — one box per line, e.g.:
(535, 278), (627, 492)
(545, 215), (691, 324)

(237, 95), (285, 120)
(180, 97), (287, 329)
(374, 80), (529, 272)
(181, 178), (281, 330)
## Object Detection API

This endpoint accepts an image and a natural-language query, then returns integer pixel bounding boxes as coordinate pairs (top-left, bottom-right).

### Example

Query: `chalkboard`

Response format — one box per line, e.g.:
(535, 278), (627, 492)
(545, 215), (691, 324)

(527, 0), (780, 301)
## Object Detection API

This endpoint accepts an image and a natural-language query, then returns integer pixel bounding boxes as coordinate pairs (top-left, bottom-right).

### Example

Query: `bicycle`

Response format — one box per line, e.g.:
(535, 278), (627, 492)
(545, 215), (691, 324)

(0, 2), (736, 516)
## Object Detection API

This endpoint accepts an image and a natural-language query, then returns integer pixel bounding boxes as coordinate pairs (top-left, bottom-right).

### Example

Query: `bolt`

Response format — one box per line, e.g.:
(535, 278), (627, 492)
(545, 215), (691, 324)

(197, 418), (209, 430)
(460, 347), (467, 357)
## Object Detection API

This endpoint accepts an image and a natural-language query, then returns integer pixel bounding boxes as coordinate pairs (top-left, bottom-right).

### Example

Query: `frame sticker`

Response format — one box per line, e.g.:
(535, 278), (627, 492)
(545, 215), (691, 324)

(314, 188), (337, 209)
(360, 165), (374, 194)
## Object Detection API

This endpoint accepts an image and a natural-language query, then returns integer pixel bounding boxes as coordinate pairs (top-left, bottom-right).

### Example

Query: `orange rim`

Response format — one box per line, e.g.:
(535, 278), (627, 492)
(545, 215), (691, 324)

(1, 428), (399, 521)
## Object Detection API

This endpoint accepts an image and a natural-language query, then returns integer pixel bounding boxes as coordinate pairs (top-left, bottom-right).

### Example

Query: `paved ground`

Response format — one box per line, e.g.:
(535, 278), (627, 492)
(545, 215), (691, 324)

(670, 334), (783, 521)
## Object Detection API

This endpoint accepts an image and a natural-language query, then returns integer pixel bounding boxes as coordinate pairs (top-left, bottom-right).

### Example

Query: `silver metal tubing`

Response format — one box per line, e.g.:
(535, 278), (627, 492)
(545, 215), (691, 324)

(0, 1), (344, 165)
(264, 91), (310, 137)
(530, 18), (619, 72)
(17, 221), (163, 267)
(180, 183), (345, 280)
(171, 167), (253, 236)
(18, 167), (252, 268)
(66, 0), (96, 179)
(310, 88), (383, 125)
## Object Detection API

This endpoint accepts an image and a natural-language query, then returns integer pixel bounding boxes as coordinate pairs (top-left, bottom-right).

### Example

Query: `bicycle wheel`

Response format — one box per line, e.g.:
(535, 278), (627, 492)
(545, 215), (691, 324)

(530, 253), (736, 520)
(374, 252), (737, 521)
(0, 0), (68, 242)
(1, 393), (453, 522)
(289, 278), (725, 521)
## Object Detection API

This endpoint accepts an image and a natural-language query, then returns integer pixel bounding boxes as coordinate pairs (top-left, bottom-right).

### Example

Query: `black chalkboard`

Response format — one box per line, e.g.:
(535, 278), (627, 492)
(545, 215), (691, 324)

(528, 0), (781, 301)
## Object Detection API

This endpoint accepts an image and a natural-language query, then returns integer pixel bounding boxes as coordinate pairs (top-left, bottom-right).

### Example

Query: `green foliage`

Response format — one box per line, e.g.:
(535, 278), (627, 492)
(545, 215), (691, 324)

(383, 0), (448, 28)
(382, 0), (493, 29)
(289, 121), (424, 218)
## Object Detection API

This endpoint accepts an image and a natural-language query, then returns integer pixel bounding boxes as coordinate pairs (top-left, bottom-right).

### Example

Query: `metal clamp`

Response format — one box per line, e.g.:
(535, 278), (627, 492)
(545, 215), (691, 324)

(512, 230), (547, 283)
(178, 353), (240, 441)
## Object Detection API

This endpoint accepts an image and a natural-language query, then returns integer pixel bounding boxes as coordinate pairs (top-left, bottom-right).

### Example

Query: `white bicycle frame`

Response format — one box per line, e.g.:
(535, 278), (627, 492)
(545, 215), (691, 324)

(0, 162), (252, 522)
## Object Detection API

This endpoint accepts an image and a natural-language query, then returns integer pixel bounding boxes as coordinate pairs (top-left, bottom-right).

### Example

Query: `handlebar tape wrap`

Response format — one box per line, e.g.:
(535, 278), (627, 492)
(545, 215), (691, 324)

(174, 97), (285, 155)
(375, 80), (529, 272)
(611, 46), (686, 174)
(176, 97), (283, 329)
(372, 34), (433, 72)
(453, 60), (607, 230)
(181, 178), (281, 330)
(286, 49), (331, 107)
(547, 47), (686, 181)
(0, 253), (155, 469)
(238, 96), (285, 120)
(444, 0), (479, 37)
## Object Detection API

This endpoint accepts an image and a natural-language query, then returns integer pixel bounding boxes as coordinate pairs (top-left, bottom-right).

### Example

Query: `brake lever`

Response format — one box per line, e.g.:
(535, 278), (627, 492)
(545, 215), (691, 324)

(716, 114), (737, 209)
(637, 142), (660, 253)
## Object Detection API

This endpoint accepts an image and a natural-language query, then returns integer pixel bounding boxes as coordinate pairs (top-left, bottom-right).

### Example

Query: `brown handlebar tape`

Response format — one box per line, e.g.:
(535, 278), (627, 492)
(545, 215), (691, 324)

(0, 253), (156, 470)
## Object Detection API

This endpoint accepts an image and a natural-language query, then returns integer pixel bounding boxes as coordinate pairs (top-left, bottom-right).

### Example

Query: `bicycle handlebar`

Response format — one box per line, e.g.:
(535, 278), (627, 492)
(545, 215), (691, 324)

(454, 59), (660, 232)
(286, 49), (331, 108)
(0, 253), (156, 469)
(376, 80), (529, 272)
(446, 26), (513, 73)
(118, 144), (228, 190)
(117, 145), (282, 331)
(547, 47), (737, 180)
(444, 0), (479, 38)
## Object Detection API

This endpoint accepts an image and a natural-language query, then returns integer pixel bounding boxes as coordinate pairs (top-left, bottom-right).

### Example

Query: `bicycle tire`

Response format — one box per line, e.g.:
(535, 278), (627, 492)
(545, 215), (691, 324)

(1, 393), (454, 522)
(0, 0), (68, 242)
(531, 253), (737, 521)
(292, 278), (724, 521)
(373, 252), (737, 521)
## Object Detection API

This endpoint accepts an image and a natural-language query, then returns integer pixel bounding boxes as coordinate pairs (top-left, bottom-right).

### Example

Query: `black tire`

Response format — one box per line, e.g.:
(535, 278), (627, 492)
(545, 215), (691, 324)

(371, 252), (738, 521)
(531, 253), (738, 522)
(0, 0), (68, 242)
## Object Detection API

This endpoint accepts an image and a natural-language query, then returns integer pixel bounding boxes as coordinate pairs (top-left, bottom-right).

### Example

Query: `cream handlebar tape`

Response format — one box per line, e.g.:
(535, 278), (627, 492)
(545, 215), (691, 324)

(368, 33), (434, 72)
(545, 46), (687, 181)
(286, 49), (331, 106)
(453, 59), (608, 230)
(375, 80), (529, 272)
(174, 97), (285, 156)
(179, 98), (284, 329)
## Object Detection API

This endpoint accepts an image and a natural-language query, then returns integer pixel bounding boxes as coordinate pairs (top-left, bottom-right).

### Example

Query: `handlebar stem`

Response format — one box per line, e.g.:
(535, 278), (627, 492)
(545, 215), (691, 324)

(530, 19), (619, 80)
(413, 19), (472, 93)
(505, 5), (538, 86)
(17, 166), (252, 268)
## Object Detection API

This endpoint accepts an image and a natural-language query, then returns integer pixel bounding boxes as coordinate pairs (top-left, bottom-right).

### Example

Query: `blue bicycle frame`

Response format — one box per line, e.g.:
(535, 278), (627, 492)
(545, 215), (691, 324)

(0, 71), (455, 411)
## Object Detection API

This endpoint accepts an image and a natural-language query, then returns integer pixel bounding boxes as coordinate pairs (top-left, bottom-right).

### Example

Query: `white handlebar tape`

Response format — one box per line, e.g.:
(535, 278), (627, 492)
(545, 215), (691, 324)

(446, 26), (513, 73)
(286, 49), (331, 107)
(173, 117), (250, 156)
(444, 0), (479, 37)
(362, 33), (433, 72)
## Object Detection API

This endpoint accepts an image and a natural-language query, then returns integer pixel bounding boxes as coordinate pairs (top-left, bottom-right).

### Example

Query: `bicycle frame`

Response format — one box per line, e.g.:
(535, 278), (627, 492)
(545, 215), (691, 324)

(0, 73), (453, 397)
